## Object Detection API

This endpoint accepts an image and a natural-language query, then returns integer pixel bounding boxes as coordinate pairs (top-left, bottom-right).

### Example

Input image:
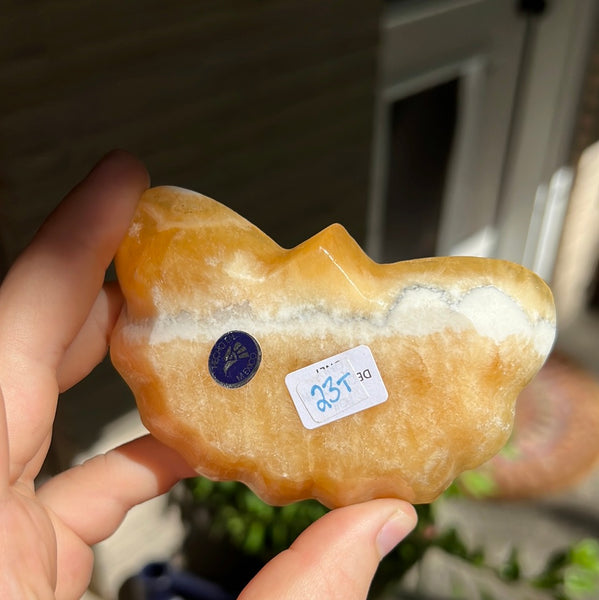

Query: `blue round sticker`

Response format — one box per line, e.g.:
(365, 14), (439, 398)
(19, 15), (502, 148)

(208, 331), (262, 388)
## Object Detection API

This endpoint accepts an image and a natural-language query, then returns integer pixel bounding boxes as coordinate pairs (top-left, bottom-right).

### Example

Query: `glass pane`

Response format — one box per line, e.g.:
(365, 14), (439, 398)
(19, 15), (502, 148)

(381, 78), (458, 262)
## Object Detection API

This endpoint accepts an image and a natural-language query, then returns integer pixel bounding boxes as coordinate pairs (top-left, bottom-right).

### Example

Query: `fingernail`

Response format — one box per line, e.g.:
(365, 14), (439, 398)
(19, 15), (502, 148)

(376, 506), (417, 559)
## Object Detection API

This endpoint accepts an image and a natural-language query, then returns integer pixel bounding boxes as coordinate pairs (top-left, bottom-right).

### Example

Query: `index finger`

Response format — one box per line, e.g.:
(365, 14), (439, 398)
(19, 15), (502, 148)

(0, 151), (148, 478)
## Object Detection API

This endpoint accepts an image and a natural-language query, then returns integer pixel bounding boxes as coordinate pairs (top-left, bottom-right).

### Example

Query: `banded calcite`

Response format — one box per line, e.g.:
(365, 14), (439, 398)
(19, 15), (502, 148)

(111, 187), (556, 507)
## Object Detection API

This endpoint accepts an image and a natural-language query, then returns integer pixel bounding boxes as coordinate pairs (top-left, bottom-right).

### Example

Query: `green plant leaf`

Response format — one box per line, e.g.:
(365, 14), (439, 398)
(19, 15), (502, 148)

(569, 539), (599, 573)
(243, 520), (266, 555)
(499, 548), (521, 582)
(458, 470), (497, 499)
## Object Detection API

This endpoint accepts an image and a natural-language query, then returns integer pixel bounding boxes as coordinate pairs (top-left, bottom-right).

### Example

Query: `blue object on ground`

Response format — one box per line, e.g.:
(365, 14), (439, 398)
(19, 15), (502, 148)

(132, 561), (235, 600)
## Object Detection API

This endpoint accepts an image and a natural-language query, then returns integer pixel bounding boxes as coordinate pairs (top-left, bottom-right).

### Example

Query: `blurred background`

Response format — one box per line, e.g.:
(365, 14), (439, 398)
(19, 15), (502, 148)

(2, 0), (599, 598)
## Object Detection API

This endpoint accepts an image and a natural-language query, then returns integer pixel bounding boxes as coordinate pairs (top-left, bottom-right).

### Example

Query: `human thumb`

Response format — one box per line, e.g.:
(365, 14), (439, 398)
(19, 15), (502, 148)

(238, 498), (417, 600)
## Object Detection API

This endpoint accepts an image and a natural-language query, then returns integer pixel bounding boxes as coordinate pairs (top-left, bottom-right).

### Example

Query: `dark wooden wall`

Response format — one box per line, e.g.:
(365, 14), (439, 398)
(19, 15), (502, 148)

(1, 1), (380, 271)
(0, 1), (380, 465)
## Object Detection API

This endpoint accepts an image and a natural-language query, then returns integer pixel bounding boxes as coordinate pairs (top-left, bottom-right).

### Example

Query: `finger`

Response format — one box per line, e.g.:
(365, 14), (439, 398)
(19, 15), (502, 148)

(37, 434), (196, 545)
(239, 499), (417, 600)
(0, 151), (148, 478)
(49, 517), (94, 600)
(56, 281), (124, 392)
(0, 150), (148, 372)
(0, 387), (9, 492)
(21, 432), (52, 487)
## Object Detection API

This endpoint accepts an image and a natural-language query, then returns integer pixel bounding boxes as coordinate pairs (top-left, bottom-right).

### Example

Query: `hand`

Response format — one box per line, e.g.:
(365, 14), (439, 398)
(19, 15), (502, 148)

(0, 151), (417, 599)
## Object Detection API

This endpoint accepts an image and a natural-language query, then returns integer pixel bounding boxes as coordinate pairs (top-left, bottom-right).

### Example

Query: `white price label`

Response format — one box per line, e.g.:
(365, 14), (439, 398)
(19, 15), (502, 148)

(285, 345), (388, 430)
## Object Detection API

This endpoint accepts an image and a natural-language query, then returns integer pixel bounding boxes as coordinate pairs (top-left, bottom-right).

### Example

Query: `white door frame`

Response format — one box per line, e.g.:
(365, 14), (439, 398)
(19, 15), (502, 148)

(495, 0), (598, 263)
(367, 0), (598, 264)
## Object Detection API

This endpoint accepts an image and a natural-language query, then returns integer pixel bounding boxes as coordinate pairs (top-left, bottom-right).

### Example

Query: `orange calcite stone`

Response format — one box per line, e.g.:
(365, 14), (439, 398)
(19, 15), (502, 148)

(111, 186), (556, 507)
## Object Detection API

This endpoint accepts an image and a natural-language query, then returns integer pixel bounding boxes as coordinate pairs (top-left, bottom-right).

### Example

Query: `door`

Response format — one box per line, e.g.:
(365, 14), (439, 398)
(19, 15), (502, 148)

(367, 0), (527, 261)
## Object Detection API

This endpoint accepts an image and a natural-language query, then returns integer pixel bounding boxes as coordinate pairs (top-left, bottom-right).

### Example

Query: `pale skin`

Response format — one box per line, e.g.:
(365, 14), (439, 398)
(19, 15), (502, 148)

(0, 151), (417, 599)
